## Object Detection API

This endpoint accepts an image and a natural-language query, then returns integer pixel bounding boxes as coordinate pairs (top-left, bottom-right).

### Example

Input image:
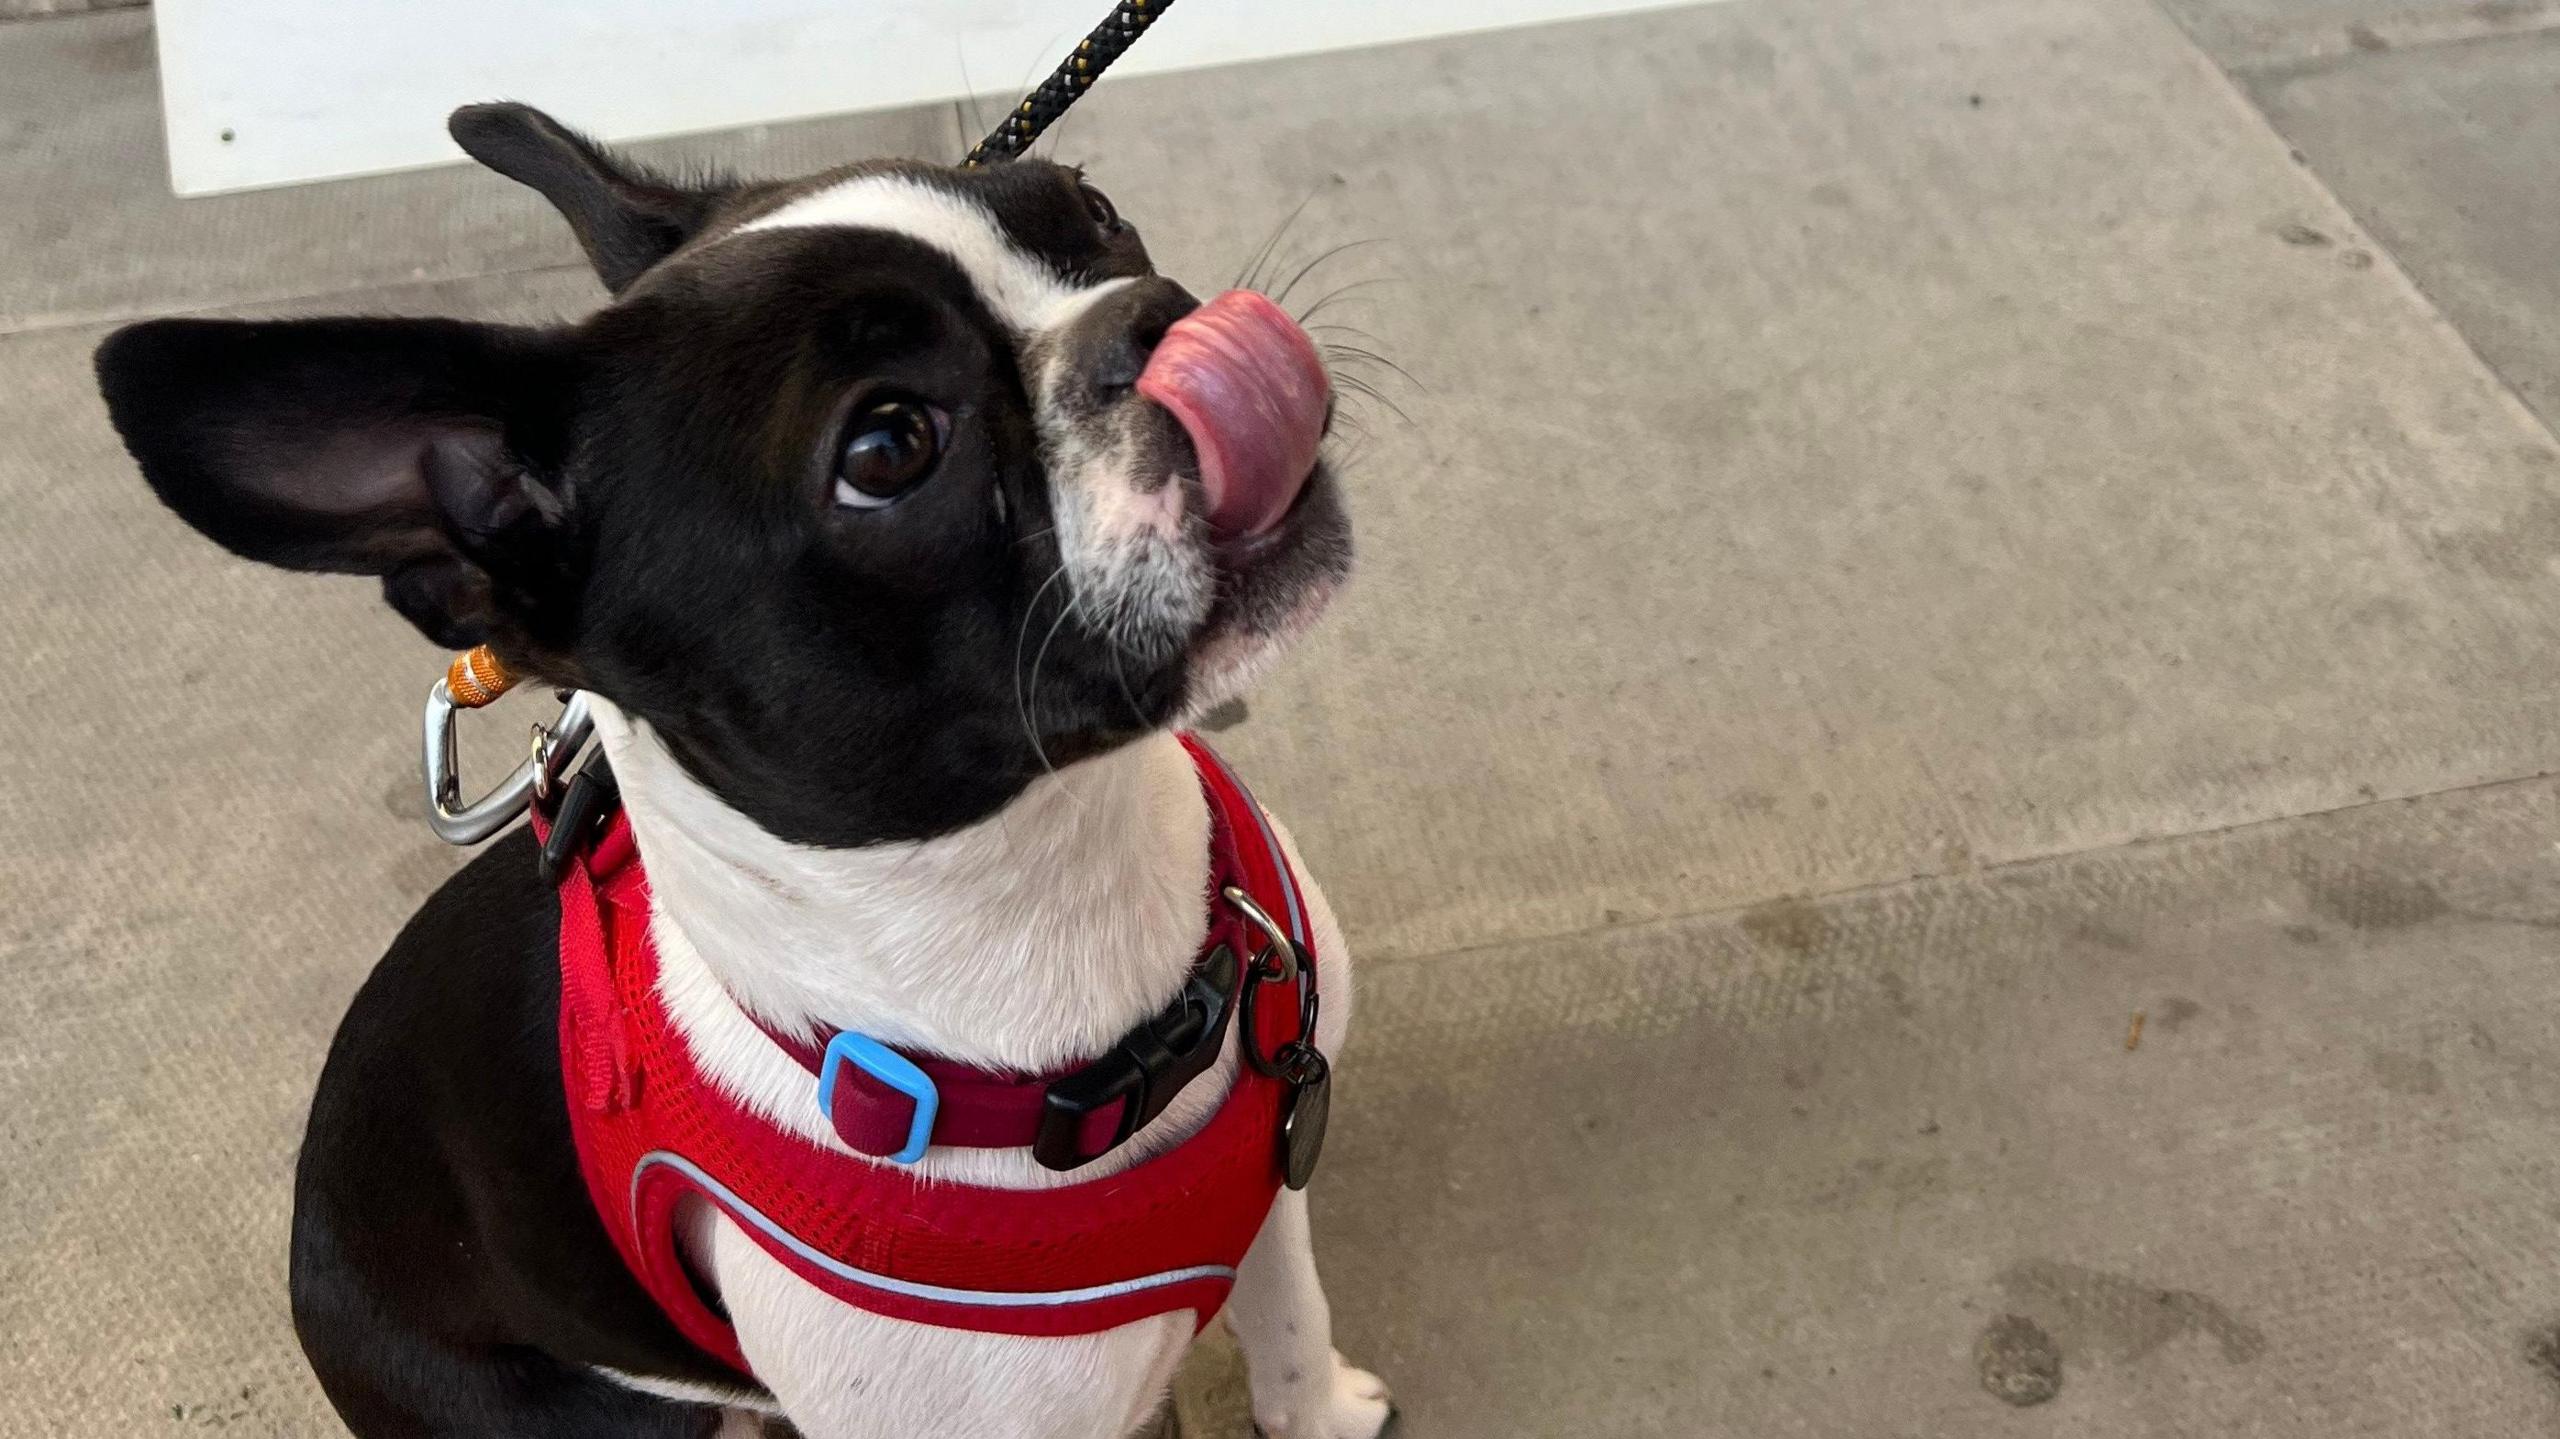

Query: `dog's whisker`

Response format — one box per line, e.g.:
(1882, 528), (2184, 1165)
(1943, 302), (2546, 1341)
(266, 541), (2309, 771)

(1272, 238), (1391, 310)
(1304, 321), (1391, 349)
(954, 40), (991, 143)
(1020, 25), (1076, 93)
(1064, 570), (1155, 722)
(1024, 596), (1080, 783)
(1330, 374), (1415, 429)
(1235, 187), (1322, 293)
(1033, 110), (1084, 162)
(1014, 564), (1071, 776)
(1292, 276), (1403, 327)
(1066, 576), (1155, 730)
(1108, 648), (1150, 730)
(1332, 377), (1407, 419)
(1318, 344), (1425, 393)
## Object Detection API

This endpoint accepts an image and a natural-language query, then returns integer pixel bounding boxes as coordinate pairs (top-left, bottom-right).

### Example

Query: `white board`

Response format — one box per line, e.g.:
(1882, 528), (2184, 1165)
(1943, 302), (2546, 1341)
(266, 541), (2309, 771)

(153, 0), (1710, 196)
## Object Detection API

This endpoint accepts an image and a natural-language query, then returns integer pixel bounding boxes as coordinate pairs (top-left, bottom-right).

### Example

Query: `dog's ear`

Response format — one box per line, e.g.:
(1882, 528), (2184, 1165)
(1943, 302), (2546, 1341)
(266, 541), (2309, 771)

(94, 316), (580, 653)
(451, 102), (731, 293)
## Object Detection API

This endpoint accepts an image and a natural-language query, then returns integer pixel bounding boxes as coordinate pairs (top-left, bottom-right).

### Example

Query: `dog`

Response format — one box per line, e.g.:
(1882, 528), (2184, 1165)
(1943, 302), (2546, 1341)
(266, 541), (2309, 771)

(94, 103), (1389, 1439)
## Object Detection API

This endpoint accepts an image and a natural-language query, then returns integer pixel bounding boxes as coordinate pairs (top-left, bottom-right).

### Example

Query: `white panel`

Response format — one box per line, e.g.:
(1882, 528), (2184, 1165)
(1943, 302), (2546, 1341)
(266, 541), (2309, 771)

(153, 0), (1714, 196)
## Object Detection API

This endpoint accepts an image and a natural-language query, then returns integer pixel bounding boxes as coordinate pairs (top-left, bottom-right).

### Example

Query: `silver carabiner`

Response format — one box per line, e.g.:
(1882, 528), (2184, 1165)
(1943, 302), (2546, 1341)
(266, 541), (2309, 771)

(1221, 884), (1301, 984)
(422, 681), (593, 845)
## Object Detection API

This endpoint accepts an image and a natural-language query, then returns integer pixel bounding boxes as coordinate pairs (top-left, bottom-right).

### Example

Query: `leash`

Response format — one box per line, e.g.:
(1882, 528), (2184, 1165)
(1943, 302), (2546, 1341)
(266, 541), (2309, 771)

(962, 0), (1176, 167)
(422, 0), (1178, 853)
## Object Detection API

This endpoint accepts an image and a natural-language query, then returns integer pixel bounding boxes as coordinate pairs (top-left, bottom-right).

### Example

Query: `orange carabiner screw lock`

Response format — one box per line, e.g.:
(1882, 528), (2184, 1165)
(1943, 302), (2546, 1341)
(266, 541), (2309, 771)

(445, 646), (519, 709)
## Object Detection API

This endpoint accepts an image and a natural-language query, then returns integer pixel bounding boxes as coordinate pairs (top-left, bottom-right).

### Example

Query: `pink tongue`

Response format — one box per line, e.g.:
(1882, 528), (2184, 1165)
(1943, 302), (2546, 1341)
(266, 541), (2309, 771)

(1136, 289), (1330, 541)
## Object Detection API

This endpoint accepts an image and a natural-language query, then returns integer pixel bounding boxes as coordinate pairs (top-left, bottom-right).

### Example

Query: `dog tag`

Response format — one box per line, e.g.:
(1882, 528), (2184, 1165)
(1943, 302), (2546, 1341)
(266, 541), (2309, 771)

(1278, 1046), (1331, 1190)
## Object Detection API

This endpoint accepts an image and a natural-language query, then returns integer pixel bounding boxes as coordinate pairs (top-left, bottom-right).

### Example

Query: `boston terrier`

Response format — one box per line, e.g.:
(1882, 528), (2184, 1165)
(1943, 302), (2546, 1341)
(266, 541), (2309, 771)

(94, 103), (1389, 1439)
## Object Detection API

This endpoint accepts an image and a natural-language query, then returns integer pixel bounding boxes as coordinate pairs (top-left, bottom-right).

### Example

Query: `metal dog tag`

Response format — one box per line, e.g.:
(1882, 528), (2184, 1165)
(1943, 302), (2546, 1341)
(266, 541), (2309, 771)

(1278, 1046), (1331, 1190)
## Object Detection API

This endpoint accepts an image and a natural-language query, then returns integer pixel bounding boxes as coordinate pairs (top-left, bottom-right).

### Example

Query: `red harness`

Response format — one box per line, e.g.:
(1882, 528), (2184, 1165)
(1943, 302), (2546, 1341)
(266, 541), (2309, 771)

(548, 737), (1314, 1375)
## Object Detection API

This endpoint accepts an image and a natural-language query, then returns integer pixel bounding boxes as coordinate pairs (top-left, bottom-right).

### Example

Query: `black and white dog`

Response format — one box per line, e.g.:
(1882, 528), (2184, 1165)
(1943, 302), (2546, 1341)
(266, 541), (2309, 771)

(95, 104), (1388, 1439)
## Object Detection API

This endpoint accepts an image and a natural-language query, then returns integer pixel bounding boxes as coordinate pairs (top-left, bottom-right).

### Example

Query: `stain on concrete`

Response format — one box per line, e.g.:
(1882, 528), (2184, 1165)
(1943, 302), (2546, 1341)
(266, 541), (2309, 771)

(1729, 788), (1780, 814)
(2277, 222), (2332, 247)
(1806, 182), (1851, 209)
(2472, 0), (2536, 22)
(2072, 920), (2140, 953)
(72, 24), (153, 79)
(382, 772), (421, 821)
(1198, 698), (1250, 732)
(2153, 996), (2203, 1033)
(2282, 923), (2324, 945)
(2000, 1259), (2268, 1365)
(1976, 1314), (2063, 1406)
(2341, 249), (2374, 271)
(2370, 1050), (2444, 1096)
(1877, 970), (1919, 1018)
(1807, 1154), (1949, 1212)
(2345, 23), (2390, 51)
(2299, 864), (2449, 931)
(1741, 896), (1831, 955)
(2524, 1322), (2560, 1389)
(167, 1384), (265, 1430)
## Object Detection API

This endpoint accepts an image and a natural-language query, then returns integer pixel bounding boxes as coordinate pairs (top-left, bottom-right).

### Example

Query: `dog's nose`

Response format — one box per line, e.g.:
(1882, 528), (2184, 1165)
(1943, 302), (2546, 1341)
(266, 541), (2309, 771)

(1086, 277), (1200, 395)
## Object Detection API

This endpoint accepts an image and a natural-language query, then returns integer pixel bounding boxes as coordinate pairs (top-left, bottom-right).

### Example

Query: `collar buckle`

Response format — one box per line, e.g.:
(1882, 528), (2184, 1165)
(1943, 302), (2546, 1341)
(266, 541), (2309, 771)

(1033, 942), (1241, 1171)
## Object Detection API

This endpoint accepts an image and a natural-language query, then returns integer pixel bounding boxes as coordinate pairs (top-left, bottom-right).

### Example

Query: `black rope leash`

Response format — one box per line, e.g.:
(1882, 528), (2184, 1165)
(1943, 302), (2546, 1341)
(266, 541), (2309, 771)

(962, 0), (1177, 167)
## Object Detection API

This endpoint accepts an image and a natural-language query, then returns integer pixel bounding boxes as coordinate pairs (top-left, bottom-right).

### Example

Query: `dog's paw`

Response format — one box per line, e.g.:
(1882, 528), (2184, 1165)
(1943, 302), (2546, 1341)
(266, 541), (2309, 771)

(1253, 1352), (1393, 1439)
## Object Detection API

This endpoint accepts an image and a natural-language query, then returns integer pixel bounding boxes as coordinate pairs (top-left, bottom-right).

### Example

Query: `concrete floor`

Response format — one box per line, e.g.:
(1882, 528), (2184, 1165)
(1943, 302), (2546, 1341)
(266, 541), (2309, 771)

(7, 0), (2560, 1434)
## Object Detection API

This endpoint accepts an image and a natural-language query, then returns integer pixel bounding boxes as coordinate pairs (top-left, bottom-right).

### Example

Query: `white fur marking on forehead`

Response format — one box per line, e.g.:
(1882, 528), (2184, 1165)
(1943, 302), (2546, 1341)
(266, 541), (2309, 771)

(736, 175), (1084, 332)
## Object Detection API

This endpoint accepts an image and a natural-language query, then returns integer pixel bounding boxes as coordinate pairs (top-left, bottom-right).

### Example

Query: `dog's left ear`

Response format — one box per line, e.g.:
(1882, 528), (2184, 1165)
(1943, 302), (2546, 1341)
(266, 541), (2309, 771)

(94, 315), (581, 654)
(451, 102), (734, 293)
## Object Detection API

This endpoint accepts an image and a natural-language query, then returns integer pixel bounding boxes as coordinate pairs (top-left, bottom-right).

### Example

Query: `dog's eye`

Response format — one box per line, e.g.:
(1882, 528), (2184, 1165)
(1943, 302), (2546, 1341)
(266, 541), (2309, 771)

(1078, 181), (1122, 234)
(833, 399), (942, 509)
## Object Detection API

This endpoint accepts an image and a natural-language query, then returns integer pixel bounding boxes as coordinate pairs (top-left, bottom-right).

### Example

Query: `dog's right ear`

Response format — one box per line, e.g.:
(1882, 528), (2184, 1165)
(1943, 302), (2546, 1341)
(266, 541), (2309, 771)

(450, 102), (733, 293)
(94, 315), (582, 656)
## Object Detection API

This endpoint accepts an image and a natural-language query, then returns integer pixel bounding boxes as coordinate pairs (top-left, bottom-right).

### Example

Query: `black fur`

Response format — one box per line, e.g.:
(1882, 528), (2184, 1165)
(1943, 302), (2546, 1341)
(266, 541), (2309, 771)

(94, 317), (576, 651)
(448, 104), (734, 293)
(290, 831), (748, 1435)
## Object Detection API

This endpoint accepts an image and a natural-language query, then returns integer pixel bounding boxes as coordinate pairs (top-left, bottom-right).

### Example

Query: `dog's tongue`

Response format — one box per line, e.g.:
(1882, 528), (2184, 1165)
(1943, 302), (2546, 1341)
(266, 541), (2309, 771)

(1137, 290), (1329, 541)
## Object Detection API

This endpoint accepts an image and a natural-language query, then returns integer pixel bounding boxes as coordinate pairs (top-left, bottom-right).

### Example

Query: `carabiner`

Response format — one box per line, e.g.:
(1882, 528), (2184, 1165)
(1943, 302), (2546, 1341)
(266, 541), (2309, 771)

(422, 680), (593, 845)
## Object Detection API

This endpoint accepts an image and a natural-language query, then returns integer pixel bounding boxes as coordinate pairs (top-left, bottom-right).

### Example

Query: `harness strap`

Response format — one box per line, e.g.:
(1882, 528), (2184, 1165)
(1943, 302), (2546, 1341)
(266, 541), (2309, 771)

(549, 808), (639, 1113)
(546, 735), (1310, 1367)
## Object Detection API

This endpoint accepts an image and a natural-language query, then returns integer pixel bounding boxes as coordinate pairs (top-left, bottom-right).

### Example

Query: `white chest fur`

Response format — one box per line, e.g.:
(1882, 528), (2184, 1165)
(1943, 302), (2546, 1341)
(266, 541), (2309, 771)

(586, 704), (1355, 1438)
